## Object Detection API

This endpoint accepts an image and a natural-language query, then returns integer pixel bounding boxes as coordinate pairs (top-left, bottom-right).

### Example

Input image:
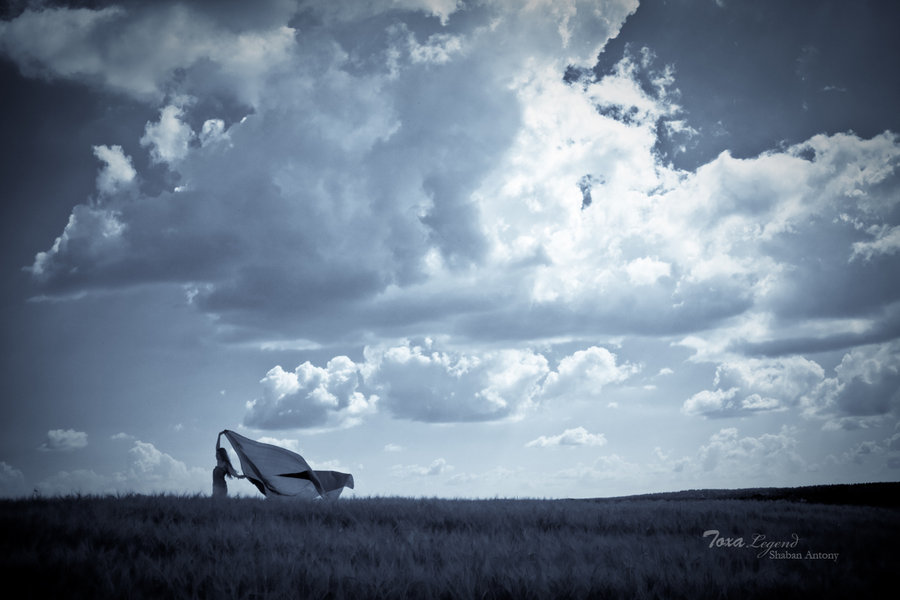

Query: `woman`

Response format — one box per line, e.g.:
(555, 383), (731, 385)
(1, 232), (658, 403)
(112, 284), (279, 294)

(212, 446), (240, 497)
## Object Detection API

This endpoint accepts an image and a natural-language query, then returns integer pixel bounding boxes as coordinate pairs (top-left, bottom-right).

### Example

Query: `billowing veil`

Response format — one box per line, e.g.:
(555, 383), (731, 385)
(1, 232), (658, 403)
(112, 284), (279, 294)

(217, 430), (354, 500)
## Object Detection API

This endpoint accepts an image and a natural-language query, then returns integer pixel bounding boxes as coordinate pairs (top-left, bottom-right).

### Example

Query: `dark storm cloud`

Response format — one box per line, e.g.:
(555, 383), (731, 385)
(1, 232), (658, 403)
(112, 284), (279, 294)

(733, 310), (900, 357)
(2, 0), (899, 434)
(4, 0), (640, 344)
(593, 0), (900, 169)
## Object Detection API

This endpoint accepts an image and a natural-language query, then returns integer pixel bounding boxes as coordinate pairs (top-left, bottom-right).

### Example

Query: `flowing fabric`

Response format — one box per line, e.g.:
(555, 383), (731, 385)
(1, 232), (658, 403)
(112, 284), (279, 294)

(217, 430), (354, 499)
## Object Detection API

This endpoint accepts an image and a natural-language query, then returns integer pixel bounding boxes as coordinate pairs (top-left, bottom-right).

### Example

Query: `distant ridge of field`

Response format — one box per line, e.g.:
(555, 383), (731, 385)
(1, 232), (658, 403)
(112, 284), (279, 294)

(598, 481), (900, 507)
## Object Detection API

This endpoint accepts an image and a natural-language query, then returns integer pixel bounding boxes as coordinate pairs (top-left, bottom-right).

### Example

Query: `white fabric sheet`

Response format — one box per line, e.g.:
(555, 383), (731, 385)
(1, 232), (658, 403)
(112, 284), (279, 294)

(218, 430), (354, 499)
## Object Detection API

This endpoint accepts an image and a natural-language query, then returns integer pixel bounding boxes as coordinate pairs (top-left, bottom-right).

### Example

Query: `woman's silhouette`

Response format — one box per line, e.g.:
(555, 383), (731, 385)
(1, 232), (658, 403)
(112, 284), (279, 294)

(213, 446), (241, 497)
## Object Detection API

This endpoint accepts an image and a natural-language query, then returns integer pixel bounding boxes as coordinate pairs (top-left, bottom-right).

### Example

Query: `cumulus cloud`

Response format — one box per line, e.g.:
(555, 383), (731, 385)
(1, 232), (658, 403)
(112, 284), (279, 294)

(244, 357), (377, 429)
(541, 347), (638, 400)
(93, 144), (136, 196)
(526, 426), (607, 447)
(683, 356), (825, 417)
(683, 340), (900, 428)
(625, 257), (672, 286)
(140, 104), (195, 165)
(244, 340), (638, 428)
(36, 438), (208, 495)
(365, 340), (549, 423)
(38, 428), (88, 452)
(696, 427), (806, 475)
(801, 341), (900, 429)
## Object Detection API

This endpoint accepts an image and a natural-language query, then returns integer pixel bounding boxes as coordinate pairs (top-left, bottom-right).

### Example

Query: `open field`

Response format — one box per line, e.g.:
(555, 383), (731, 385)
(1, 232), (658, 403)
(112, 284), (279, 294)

(2, 484), (898, 599)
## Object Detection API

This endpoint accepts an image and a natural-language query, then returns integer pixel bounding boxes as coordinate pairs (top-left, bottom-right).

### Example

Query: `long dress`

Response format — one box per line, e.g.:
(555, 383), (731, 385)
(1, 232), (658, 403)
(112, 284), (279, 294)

(212, 465), (228, 498)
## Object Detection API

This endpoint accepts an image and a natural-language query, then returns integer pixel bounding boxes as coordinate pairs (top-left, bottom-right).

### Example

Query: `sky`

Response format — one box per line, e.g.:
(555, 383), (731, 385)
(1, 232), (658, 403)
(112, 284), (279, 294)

(1, 0), (899, 499)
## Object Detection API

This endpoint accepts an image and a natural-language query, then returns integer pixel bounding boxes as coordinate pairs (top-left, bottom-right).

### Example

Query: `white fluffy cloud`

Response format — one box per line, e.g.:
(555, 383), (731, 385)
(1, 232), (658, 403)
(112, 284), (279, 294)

(683, 356), (825, 417)
(141, 104), (194, 165)
(244, 340), (637, 428)
(38, 428), (88, 452)
(93, 144), (136, 196)
(526, 426), (607, 447)
(541, 347), (638, 401)
(364, 340), (550, 423)
(245, 357), (377, 429)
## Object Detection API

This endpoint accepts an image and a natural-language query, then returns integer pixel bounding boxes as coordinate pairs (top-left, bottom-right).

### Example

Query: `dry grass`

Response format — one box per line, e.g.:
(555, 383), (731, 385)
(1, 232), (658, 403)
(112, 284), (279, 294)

(1, 494), (896, 598)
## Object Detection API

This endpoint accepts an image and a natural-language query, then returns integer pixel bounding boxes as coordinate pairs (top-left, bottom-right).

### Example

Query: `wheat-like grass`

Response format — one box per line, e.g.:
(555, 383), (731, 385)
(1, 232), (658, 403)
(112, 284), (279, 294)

(1, 494), (895, 598)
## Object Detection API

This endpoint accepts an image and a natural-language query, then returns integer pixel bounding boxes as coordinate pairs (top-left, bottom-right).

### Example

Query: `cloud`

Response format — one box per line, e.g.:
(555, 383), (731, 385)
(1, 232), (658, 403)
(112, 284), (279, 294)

(0, 2), (296, 102)
(5, 0), (900, 425)
(244, 356), (377, 429)
(38, 428), (88, 452)
(255, 436), (305, 455)
(851, 225), (900, 262)
(392, 458), (451, 477)
(140, 104), (195, 165)
(821, 422), (900, 469)
(93, 144), (136, 196)
(0, 462), (27, 498)
(682, 388), (740, 417)
(29, 204), (129, 287)
(199, 118), (228, 147)
(541, 347), (638, 400)
(696, 427), (806, 475)
(0, 6), (126, 79)
(625, 257), (671, 286)
(681, 340), (900, 429)
(526, 426), (607, 447)
(244, 340), (640, 428)
(36, 438), (208, 495)
(801, 341), (900, 429)
(552, 454), (641, 488)
(683, 356), (825, 417)
(365, 340), (549, 423)
(12, 0), (648, 336)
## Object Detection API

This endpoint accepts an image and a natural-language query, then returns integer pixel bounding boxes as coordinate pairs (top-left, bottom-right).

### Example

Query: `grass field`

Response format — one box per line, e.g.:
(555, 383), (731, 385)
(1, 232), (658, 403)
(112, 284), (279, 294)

(2, 484), (898, 599)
